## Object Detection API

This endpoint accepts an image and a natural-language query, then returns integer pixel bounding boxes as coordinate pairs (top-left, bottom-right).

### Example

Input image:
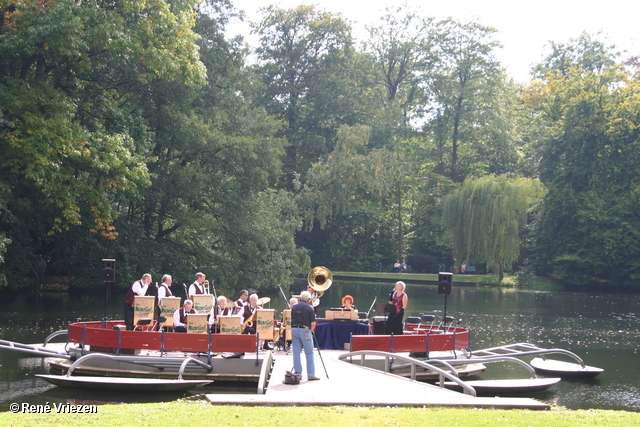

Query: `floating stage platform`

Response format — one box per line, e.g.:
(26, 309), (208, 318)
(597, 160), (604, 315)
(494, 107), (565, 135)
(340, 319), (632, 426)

(204, 350), (549, 409)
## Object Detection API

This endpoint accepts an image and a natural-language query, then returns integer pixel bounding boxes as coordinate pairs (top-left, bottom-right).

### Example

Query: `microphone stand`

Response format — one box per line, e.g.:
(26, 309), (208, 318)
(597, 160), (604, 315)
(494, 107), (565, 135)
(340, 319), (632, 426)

(365, 296), (377, 321)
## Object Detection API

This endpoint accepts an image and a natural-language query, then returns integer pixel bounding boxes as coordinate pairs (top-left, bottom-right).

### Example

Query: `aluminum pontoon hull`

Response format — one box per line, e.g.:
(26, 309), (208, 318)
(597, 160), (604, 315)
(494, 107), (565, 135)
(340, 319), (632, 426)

(36, 374), (212, 392)
(530, 357), (604, 378)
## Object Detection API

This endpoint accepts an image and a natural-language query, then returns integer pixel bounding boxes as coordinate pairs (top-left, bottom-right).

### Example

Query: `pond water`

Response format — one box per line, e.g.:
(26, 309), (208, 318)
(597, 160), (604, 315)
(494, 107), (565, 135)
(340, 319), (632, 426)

(0, 282), (638, 412)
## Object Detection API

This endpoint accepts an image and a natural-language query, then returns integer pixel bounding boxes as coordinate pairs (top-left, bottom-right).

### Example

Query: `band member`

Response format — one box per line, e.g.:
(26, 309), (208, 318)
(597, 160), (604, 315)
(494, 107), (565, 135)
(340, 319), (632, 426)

(235, 289), (249, 310)
(241, 294), (261, 334)
(174, 299), (196, 333)
(123, 273), (152, 330)
(209, 295), (232, 332)
(188, 272), (207, 297)
(307, 285), (320, 315)
(386, 281), (408, 335)
(157, 274), (173, 306)
(341, 295), (357, 311)
(289, 297), (298, 308)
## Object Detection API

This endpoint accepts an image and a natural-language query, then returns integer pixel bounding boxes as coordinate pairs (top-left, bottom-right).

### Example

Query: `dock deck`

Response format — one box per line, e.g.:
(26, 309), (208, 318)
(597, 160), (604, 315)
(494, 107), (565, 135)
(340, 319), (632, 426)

(205, 350), (549, 409)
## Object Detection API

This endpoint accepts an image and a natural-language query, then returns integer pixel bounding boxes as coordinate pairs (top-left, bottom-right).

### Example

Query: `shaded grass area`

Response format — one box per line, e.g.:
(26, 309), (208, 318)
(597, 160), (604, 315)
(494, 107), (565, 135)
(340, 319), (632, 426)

(2, 401), (638, 426)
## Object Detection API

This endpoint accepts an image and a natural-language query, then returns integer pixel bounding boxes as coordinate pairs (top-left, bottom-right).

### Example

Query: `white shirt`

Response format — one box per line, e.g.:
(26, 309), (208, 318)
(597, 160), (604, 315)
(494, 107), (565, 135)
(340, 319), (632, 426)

(188, 281), (207, 297)
(132, 280), (149, 297)
(173, 308), (191, 328)
(157, 284), (171, 304)
(310, 292), (320, 308)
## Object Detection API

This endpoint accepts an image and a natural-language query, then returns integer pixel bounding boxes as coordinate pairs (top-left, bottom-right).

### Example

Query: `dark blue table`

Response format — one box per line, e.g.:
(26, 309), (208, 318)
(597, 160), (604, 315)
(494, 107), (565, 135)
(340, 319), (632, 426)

(315, 322), (370, 350)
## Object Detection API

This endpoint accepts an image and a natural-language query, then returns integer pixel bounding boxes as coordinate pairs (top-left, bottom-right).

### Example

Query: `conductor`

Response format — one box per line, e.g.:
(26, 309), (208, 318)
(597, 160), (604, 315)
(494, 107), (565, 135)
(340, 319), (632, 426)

(290, 291), (320, 381)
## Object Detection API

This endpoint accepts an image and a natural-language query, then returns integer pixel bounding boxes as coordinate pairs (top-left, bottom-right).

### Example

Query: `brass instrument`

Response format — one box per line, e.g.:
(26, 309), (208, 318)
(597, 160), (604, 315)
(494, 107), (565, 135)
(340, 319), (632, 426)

(203, 280), (210, 294)
(241, 310), (257, 333)
(307, 266), (333, 304)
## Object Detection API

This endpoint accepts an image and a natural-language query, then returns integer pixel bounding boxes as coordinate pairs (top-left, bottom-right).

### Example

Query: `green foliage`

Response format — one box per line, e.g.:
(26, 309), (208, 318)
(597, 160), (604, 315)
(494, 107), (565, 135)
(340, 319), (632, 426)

(442, 175), (545, 279)
(252, 4), (361, 186)
(1, 1), (637, 295)
(522, 57), (640, 288)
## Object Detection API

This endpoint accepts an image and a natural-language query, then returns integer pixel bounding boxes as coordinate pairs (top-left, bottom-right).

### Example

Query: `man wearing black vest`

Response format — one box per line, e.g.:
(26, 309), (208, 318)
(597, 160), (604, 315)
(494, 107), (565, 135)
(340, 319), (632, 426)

(187, 272), (207, 297)
(173, 299), (196, 333)
(123, 273), (152, 330)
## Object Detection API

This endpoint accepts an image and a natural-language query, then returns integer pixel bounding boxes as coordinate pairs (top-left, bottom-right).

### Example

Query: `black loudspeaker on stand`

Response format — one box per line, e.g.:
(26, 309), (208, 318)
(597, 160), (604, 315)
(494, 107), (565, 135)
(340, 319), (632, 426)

(438, 272), (453, 324)
(102, 259), (116, 319)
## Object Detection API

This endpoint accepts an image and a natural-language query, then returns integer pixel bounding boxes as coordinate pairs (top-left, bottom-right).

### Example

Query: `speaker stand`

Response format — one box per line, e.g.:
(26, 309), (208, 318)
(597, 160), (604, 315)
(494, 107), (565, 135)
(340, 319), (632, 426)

(442, 294), (448, 329)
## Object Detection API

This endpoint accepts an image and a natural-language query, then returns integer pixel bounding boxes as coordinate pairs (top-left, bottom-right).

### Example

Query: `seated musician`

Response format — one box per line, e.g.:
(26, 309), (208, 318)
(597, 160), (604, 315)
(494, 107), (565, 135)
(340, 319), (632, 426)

(241, 293), (261, 334)
(173, 299), (196, 333)
(209, 295), (231, 332)
(341, 295), (357, 311)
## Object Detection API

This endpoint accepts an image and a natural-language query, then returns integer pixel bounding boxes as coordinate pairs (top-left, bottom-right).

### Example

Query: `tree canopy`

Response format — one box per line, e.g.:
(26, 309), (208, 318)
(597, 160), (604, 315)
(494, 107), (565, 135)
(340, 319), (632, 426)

(0, 1), (638, 292)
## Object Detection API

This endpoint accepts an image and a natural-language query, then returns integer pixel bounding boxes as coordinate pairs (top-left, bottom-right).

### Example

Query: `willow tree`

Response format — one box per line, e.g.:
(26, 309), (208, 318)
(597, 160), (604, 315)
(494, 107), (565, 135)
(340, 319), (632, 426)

(442, 175), (544, 280)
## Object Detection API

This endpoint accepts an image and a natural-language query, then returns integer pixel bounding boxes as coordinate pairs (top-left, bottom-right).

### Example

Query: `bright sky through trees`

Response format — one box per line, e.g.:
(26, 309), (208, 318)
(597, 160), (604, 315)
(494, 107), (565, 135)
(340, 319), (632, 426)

(229, 0), (639, 83)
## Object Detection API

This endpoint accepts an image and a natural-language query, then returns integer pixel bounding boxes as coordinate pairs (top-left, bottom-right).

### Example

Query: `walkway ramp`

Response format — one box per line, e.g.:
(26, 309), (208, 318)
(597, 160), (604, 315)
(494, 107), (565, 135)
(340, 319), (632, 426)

(205, 350), (549, 409)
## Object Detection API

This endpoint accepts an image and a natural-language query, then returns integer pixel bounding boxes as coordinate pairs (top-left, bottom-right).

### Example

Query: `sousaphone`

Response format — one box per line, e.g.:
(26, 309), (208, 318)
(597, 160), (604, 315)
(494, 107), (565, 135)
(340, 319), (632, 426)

(307, 266), (333, 303)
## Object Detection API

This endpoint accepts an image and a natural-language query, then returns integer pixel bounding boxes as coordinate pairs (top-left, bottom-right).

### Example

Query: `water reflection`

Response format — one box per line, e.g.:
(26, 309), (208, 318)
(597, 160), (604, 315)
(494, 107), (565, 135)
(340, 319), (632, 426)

(1, 283), (639, 412)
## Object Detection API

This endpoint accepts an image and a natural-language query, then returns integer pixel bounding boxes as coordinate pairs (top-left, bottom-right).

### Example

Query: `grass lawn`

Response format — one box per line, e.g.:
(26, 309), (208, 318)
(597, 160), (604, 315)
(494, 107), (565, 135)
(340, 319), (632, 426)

(2, 400), (638, 426)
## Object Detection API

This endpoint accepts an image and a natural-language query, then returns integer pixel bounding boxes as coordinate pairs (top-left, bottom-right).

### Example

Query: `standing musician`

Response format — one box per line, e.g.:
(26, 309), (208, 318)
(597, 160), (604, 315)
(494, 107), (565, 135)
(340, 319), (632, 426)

(123, 273), (152, 330)
(174, 299), (196, 333)
(209, 295), (232, 333)
(235, 289), (249, 312)
(188, 272), (207, 297)
(157, 274), (173, 306)
(241, 293), (261, 334)
(306, 285), (321, 315)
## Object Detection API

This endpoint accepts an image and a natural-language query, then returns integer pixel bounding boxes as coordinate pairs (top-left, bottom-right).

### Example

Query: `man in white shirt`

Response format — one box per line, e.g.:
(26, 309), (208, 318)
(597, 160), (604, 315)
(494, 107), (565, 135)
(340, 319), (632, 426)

(157, 274), (173, 306)
(188, 272), (207, 297)
(173, 300), (196, 333)
(123, 273), (152, 330)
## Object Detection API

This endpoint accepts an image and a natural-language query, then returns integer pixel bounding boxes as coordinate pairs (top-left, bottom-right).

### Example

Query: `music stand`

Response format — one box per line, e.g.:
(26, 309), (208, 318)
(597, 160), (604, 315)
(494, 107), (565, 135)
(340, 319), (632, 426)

(373, 303), (390, 316)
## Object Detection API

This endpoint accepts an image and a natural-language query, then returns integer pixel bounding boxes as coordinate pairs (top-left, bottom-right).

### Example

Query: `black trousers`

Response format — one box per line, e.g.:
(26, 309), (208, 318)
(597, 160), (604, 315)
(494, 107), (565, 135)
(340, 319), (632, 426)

(124, 303), (134, 330)
(385, 308), (404, 335)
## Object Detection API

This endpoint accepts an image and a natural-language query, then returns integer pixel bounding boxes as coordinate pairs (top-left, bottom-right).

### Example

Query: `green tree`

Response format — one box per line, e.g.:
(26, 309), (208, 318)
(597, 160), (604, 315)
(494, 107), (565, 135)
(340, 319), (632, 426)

(425, 19), (507, 183)
(522, 59), (640, 288)
(0, 0), (206, 287)
(532, 32), (617, 78)
(252, 4), (356, 187)
(363, 5), (435, 120)
(442, 174), (545, 280)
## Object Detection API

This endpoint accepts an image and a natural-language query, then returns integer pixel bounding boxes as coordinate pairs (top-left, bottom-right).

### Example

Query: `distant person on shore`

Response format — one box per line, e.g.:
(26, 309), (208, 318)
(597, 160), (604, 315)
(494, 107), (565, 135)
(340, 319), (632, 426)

(174, 299), (196, 333)
(34, 255), (47, 287)
(461, 263), (467, 274)
(385, 281), (408, 335)
(123, 273), (152, 330)
(393, 260), (401, 273)
(401, 259), (407, 272)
